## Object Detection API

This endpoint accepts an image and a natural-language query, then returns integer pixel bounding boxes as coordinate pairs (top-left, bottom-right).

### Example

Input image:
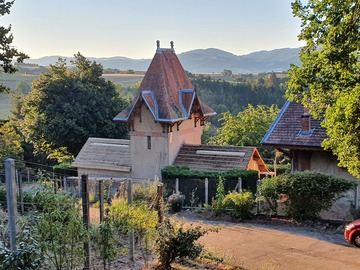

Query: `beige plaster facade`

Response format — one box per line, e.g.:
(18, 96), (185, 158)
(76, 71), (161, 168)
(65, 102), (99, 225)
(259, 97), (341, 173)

(130, 103), (203, 180)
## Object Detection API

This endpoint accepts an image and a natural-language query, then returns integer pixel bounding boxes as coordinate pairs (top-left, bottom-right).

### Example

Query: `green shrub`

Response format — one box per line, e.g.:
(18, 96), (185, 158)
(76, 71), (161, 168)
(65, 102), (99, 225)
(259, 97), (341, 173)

(277, 171), (356, 221)
(258, 176), (283, 215)
(167, 193), (185, 213)
(31, 190), (87, 269)
(155, 218), (215, 268)
(92, 217), (117, 270)
(223, 191), (255, 219)
(0, 222), (43, 270)
(211, 177), (226, 215)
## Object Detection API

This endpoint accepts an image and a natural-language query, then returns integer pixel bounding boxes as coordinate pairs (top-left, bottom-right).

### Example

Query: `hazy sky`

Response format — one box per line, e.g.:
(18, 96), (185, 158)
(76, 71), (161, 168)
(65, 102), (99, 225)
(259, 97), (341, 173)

(2, 0), (304, 59)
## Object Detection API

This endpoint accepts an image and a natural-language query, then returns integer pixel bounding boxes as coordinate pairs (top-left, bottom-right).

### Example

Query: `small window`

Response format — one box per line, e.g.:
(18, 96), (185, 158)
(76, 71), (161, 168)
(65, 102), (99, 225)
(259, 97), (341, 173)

(147, 136), (151, 149)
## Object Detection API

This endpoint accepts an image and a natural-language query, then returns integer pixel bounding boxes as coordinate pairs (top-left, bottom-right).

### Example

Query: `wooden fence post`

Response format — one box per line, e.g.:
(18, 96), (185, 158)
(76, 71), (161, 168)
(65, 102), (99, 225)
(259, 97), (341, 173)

(175, 178), (179, 194)
(205, 178), (208, 205)
(5, 158), (17, 252)
(238, 177), (242, 192)
(81, 175), (91, 270)
(99, 180), (104, 223)
(127, 179), (135, 262)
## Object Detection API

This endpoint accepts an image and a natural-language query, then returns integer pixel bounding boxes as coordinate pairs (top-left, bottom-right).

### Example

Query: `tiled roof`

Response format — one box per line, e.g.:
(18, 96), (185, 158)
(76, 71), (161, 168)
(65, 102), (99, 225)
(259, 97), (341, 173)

(173, 144), (269, 172)
(72, 137), (131, 172)
(114, 42), (216, 123)
(261, 101), (327, 149)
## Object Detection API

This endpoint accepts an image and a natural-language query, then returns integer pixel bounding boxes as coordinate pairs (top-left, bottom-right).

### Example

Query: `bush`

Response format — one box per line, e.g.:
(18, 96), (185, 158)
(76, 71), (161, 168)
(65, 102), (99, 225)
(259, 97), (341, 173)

(167, 193), (185, 213)
(266, 171), (356, 221)
(92, 217), (117, 270)
(211, 177), (226, 215)
(155, 218), (215, 268)
(30, 190), (87, 269)
(258, 176), (283, 215)
(223, 191), (255, 219)
(0, 223), (43, 270)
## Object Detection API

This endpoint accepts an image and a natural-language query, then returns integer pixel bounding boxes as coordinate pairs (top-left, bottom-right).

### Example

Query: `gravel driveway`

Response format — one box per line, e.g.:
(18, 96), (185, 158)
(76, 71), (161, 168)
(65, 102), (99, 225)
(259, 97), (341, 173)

(178, 212), (360, 270)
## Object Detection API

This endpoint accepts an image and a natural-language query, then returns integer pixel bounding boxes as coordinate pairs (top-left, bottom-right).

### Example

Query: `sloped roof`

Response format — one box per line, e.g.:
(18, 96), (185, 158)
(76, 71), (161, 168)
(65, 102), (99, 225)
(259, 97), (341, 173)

(261, 101), (327, 149)
(72, 137), (131, 172)
(114, 42), (216, 123)
(173, 144), (269, 172)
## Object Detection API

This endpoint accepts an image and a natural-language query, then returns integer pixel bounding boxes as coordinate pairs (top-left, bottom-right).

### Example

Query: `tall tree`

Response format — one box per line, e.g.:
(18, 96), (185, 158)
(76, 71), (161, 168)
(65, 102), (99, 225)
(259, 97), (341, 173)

(210, 104), (279, 158)
(19, 53), (129, 161)
(287, 0), (360, 178)
(0, 0), (28, 92)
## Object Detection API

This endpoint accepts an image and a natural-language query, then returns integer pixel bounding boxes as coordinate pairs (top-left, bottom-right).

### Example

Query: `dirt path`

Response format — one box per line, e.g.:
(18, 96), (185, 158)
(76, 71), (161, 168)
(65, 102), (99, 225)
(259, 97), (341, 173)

(178, 214), (360, 270)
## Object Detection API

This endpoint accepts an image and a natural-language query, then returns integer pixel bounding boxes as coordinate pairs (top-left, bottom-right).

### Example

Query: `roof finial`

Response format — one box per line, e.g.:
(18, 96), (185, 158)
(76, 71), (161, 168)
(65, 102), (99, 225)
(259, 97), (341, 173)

(170, 41), (174, 50)
(156, 40), (160, 49)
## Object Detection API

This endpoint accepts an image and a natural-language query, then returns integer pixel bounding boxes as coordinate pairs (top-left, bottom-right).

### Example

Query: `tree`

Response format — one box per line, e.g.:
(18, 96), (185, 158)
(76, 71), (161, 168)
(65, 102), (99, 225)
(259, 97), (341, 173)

(221, 69), (232, 77)
(0, 120), (23, 168)
(19, 53), (129, 160)
(210, 104), (279, 158)
(287, 0), (360, 178)
(0, 0), (28, 93)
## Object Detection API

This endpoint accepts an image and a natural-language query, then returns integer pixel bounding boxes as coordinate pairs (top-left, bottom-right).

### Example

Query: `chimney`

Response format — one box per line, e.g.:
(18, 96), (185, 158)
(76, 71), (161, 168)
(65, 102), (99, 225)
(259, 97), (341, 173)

(301, 107), (311, 133)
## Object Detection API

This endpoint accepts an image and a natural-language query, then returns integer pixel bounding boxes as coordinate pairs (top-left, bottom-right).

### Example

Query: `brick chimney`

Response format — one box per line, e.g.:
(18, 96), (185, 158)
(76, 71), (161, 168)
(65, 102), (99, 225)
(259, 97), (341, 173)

(301, 107), (311, 133)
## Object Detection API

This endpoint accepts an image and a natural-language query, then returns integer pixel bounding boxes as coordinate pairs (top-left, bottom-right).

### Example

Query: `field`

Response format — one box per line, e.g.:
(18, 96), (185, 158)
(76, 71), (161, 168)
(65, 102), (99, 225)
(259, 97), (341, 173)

(0, 72), (144, 119)
(102, 73), (144, 87)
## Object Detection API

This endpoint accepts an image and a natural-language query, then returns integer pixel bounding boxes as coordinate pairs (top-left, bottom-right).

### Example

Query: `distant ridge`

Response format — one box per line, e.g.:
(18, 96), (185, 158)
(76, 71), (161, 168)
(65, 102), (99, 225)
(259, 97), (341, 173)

(25, 47), (302, 74)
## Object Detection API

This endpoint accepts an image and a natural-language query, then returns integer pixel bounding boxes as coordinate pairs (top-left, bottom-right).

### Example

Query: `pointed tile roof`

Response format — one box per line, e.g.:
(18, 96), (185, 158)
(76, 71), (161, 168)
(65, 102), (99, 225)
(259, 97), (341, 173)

(261, 101), (327, 149)
(114, 41), (216, 123)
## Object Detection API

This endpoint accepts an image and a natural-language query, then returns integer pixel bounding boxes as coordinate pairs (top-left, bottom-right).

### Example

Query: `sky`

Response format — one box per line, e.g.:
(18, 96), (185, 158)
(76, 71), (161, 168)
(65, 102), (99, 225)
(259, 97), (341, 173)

(1, 0), (305, 59)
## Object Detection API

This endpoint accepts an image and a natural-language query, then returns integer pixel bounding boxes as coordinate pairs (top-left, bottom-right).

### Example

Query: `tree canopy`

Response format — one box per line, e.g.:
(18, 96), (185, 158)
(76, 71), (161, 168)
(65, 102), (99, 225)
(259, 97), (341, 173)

(210, 104), (280, 158)
(19, 53), (129, 160)
(0, 0), (28, 93)
(287, 0), (360, 178)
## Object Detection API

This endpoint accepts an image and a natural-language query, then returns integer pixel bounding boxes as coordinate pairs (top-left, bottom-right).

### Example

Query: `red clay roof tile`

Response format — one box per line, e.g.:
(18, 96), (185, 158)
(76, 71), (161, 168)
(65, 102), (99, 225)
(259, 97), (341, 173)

(114, 44), (215, 123)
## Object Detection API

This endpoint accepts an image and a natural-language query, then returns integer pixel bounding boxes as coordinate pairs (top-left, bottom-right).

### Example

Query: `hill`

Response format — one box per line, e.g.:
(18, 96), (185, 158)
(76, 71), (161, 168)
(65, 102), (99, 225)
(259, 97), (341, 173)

(25, 47), (302, 73)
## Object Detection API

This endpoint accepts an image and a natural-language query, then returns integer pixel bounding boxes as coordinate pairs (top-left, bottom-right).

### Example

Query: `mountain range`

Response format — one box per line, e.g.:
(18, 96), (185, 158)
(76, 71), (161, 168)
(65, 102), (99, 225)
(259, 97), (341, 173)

(25, 47), (302, 74)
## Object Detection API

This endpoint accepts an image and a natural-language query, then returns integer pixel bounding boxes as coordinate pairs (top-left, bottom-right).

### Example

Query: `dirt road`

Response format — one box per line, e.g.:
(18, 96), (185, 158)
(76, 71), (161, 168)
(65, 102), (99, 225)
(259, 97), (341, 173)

(179, 215), (360, 270)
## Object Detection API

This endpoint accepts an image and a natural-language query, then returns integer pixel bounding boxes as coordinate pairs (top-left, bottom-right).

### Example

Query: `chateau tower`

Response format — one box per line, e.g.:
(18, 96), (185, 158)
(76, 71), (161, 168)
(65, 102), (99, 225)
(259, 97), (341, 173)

(114, 41), (216, 179)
